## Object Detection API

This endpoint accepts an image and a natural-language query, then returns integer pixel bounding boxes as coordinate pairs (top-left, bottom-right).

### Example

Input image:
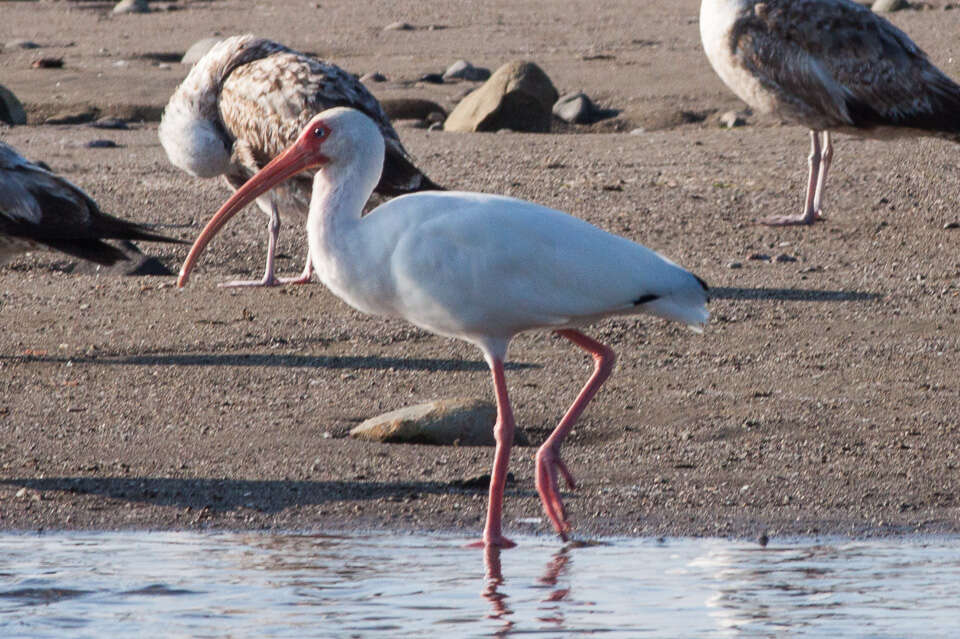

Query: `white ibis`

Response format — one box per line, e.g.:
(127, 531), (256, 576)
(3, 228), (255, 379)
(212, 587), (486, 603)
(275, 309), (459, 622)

(177, 107), (709, 548)
(159, 34), (440, 287)
(0, 141), (180, 266)
(700, 0), (960, 225)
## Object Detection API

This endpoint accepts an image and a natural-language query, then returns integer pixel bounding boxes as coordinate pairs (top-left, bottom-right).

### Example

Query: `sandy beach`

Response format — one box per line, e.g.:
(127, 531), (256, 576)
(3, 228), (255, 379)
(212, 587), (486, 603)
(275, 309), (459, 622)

(1, 0), (959, 542)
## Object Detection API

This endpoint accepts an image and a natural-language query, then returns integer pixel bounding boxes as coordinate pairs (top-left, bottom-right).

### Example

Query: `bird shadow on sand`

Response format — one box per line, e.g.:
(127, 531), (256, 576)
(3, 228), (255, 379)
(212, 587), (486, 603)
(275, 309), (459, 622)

(2, 352), (537, 373)
(1, 475), (533, 515)
(710, 286), (880, 303)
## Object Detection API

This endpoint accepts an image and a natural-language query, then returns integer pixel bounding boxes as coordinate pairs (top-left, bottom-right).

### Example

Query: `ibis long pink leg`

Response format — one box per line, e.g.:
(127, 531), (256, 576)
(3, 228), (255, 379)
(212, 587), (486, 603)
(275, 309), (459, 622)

(473, 356), (518, 549)
(536, 329), (616, 540)
(762, 129), (826, 226)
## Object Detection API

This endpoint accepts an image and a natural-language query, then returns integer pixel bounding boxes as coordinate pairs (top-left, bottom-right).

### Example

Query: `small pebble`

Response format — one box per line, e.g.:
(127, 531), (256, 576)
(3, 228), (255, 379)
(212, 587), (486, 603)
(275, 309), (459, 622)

(87, 118), (129, 130)
(775, 254), (798, 263)
(719, 110), (746, 128)
(113, 0), (150, 14)
(943, 221), (960, 229)
(9, 39), (41, 50)
(85, 139), (120, 149)
(748, 253), (771, 261)
(360, 71), (387, 83)
(32, 57), (64, 69)
(872, 0), (908, 12)
(442, 60), (491, 82)
(384, 21), (414, 31)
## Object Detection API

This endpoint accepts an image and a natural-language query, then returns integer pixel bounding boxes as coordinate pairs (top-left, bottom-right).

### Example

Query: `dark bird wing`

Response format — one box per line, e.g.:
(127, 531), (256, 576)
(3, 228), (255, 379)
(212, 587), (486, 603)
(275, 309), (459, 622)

(217, 38), (441, 194)
(0, 142), (183, 266)
(732, 0), (960, 134)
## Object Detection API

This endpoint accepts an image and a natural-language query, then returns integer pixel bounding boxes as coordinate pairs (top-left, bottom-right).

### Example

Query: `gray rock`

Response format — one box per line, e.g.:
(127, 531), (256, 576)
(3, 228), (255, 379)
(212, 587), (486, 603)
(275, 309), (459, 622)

(552, 92), (591, 123)
(552, 91), (616, 124)
(0, 84), (27, 126)
(181, 37), (223, 65)
(444, 60), (559, 133)
(442, 60), (491, 82)
(872, 0), (908, 11)
(350, 398), (523, 446)
(113, 0), (150, 14)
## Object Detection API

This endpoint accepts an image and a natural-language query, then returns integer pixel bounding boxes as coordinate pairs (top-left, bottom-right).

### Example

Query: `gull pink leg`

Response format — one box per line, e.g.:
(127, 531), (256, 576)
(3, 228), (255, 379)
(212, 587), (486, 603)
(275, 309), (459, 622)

(536, 329), (616, 540)
(811, 131), (832, 218)
(762, 129), (825, 226)
(220, 206), (284, 287)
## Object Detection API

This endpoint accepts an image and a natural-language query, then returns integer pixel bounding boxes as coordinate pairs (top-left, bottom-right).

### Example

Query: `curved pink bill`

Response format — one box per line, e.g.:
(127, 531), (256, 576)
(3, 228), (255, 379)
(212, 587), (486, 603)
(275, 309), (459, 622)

(177, 140), (327, 288)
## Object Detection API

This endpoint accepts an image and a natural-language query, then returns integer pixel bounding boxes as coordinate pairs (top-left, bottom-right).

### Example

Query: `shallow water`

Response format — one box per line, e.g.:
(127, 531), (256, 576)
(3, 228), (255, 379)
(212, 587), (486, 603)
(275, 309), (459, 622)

(0, 532), (957, 638)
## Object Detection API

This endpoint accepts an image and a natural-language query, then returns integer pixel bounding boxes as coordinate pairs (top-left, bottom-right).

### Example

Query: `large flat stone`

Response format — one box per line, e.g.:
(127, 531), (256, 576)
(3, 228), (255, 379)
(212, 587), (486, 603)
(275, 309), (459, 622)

(350, 398), (525, 446)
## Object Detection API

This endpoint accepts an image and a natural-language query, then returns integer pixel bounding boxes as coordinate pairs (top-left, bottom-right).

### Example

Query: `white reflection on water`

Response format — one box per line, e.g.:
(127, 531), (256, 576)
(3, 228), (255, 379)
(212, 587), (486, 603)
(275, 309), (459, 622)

(0, 532), (958, 638)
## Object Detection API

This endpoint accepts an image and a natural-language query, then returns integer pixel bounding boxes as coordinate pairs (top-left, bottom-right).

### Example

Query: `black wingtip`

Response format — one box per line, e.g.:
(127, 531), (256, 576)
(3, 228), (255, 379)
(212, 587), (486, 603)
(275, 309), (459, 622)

(122, 226), (190, 246)
(92, 212), (188, 246)
(633, 293), (660, 306)
(40, 238), (132, 266)
(694, 274), (710, 302)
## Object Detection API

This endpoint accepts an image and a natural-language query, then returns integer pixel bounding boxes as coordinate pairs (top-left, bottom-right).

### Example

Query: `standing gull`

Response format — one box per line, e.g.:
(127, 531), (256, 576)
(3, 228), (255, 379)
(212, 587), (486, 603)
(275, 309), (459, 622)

(160, 34), (440, 286)
(700, 0), (960, 225)
(1, 142), (180, 266)
(177, 107), (709, 548)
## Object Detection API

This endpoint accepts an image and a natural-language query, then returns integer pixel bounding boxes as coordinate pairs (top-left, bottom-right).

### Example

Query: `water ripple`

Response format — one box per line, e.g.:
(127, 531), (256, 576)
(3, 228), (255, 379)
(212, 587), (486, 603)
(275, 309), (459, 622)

(0, 532), (957, 638)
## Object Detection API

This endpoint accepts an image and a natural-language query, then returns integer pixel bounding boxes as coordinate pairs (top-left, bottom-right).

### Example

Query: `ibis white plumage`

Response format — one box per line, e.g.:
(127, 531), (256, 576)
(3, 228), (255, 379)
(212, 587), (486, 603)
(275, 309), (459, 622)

(0, 141), (180, 266)
(159, 34), (440, 286)
(178, 107), (709, 548)
(700, 0), (960, 225)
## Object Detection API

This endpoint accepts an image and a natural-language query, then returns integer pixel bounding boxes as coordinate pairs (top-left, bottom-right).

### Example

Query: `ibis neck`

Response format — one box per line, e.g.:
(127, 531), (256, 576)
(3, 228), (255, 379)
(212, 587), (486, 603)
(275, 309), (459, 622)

(305, 146), (384, 284)
(308, 151), (379, 234)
